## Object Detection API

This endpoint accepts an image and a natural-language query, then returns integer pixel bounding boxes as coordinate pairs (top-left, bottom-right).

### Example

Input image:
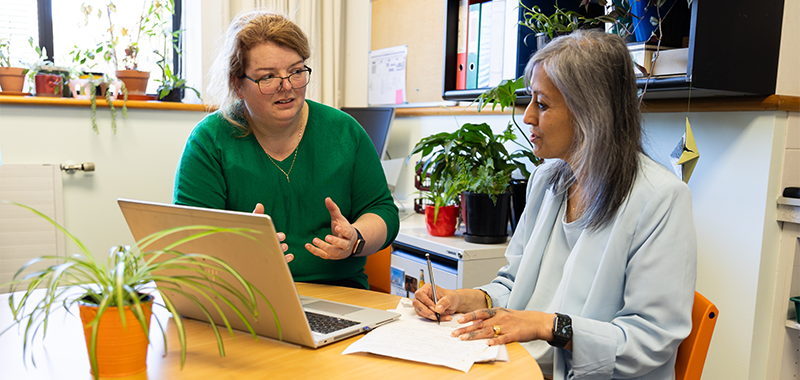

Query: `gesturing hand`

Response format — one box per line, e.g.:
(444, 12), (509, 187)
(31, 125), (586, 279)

(305, 197), (357, 260)
(253, 203), (293, 263)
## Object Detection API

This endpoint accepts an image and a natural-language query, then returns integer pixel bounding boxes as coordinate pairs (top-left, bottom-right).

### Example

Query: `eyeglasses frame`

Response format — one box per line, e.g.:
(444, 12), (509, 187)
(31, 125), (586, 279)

(242, 65), (312, 95)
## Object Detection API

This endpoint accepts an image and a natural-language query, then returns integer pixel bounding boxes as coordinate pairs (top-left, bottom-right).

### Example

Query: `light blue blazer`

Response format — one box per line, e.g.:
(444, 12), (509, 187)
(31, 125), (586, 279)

(480, 153), (697, 380)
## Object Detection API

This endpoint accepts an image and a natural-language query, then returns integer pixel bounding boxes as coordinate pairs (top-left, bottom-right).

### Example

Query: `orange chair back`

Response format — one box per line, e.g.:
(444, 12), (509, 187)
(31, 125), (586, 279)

(364, 247), (392, 293)
(675, 291), (718, 380)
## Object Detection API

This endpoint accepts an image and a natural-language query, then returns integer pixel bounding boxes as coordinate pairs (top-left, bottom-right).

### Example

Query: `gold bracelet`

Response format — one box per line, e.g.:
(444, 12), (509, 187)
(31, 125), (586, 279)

(479, 289), (492, 309)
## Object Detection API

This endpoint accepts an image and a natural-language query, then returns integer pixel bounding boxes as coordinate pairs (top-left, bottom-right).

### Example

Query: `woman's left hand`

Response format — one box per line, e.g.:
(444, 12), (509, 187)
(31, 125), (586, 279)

(452, 308), (554, 346)
(305, 197), (358, 260)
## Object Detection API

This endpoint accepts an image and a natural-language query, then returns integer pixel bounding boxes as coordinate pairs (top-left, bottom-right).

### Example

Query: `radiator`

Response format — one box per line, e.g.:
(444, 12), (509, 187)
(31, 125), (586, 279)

(0, 164), (66, 288)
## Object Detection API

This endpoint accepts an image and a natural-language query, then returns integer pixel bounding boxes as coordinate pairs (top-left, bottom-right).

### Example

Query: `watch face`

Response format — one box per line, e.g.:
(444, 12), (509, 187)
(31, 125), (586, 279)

(555, 314), (572, 339)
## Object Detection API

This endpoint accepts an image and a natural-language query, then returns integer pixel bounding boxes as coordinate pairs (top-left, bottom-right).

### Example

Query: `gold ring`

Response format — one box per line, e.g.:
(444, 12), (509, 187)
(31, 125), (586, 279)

(492, 325), (501, 338)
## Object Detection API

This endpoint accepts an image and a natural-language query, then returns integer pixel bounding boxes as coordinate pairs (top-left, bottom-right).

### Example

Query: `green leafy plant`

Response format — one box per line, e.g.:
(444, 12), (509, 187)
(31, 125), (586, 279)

(423, 173), (461, 223)
(25, 37), (69, 95)
(153, 33), (200, 101)
(79, 0), (173, 72)
(68, 42), (113, 73)
(409, 121), (533, 201)
(0, 38), (12, 67)
(454, 157), (513, 204)
(519, 3), (599, 41)
(87, 76), (128, 134)
(0, 202), (277, 380)
(473, 76), (542, 173)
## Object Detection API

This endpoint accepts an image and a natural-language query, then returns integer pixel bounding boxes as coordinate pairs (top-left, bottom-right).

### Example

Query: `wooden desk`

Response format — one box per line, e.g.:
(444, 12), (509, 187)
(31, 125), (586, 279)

(0, 283), (542, 379)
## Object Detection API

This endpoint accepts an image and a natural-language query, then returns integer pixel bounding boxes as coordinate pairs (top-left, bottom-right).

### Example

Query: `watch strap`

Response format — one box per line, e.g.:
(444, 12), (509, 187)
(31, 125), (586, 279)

(350, 227), (365, 257)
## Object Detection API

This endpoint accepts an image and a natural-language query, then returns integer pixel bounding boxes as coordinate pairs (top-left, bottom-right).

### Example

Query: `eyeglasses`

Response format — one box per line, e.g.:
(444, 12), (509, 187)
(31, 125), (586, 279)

(242, 66), (312, 95)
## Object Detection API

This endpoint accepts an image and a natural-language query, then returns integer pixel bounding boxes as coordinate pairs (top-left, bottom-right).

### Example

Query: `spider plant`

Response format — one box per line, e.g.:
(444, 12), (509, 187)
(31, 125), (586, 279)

(0, 201), (278, 380)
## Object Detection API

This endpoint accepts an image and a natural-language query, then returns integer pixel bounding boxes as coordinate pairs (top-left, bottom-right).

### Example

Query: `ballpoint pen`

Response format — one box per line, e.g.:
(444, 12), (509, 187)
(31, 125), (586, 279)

(425, 253), (441, 324)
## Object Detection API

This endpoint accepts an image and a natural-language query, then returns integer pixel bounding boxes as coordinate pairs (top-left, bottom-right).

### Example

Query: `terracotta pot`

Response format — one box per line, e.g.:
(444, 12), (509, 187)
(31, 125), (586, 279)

(0, 67), (27, 92)
(115, 70), (150, 96)
(78, 295), (153, 378)
(425, 205), (458, 237)
(34, 73), (63, 97)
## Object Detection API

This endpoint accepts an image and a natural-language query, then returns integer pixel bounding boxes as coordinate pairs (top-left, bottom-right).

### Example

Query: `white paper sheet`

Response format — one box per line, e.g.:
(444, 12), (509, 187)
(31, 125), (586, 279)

(368, 45), (407, 106)
(342, 298), (507, 372)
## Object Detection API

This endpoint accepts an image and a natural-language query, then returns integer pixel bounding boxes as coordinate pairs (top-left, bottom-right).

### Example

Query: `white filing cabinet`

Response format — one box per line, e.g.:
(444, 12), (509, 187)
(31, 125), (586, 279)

(390, 213), (510, 298)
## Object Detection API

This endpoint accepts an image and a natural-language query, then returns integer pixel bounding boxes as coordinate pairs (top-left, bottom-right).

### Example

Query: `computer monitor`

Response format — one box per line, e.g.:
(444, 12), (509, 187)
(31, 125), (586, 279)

(340, 107), (395, 160)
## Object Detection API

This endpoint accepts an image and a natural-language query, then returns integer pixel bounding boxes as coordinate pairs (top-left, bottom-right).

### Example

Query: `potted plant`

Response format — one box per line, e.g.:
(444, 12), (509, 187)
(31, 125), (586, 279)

(0, 202), (275, 380)
(423, 173), (461, 237)
(67, 40), (130, 134)
(455, 157), (513, 243)
(80, 1), (174, 96)
(26, 38), (70, 98)
(518, 3), (601, 48)
(153, 29), (200, 102)
(409, 119), (534, 242)
(0, 38), (29, 94)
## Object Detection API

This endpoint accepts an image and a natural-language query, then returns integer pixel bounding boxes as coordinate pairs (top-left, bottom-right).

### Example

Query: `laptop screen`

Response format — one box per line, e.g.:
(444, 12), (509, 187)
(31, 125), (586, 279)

(340, 107), (395, 160)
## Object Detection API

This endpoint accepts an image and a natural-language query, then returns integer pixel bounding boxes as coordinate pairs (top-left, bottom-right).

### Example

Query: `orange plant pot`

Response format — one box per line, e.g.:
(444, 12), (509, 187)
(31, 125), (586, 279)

(0, 67), (27, 92)
(78, 296), (153, 378)
(425, 205), (458, 237)
(115, 70), (150, 96)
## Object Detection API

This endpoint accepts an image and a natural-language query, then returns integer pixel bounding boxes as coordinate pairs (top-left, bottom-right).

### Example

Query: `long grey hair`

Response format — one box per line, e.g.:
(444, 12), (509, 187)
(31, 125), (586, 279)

(524, 29), (643, 231)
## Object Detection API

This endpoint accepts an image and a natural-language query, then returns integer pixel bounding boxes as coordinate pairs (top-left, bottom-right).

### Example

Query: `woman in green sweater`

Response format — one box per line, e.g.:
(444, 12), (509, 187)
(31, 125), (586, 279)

(173, 10), (399, 289)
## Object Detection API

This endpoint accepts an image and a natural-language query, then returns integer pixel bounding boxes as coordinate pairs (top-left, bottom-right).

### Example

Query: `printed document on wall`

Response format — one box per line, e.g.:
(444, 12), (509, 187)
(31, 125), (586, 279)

(368, 45), (408, 105)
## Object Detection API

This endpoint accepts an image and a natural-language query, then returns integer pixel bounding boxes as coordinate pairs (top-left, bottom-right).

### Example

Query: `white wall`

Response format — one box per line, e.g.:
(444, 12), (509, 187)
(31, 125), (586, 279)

(0, 105), (207, 259)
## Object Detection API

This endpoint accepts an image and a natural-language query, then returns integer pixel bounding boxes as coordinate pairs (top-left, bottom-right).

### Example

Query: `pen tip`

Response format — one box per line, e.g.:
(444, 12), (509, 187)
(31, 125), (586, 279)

(436, 313), (441, 325)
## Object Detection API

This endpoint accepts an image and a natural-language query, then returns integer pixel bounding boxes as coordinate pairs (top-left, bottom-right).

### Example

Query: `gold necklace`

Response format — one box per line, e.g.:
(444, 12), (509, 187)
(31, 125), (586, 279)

(265, 123), (305, 182)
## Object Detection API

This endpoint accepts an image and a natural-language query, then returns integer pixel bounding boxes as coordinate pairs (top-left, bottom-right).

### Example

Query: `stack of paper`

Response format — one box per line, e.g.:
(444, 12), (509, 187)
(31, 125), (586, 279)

(342, 298), (508, 372)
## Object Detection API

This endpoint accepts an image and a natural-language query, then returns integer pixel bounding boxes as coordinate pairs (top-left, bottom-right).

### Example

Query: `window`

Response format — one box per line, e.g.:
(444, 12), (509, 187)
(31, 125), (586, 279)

(1, 0), (182, 95)
(0, 0), (41, 66)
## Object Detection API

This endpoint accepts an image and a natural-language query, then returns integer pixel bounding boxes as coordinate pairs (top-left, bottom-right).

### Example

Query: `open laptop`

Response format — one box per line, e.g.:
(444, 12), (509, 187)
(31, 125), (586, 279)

(117, 198), (400, 348)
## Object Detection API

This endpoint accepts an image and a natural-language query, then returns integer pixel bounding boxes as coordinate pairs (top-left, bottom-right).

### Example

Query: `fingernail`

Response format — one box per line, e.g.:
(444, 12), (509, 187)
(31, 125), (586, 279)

(459, 334), (468, 340)
(457, 317), (465, 323)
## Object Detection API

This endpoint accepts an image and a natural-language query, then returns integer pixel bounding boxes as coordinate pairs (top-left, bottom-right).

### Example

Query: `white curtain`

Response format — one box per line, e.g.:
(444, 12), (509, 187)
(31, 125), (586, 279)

(231, 0), (345, 108)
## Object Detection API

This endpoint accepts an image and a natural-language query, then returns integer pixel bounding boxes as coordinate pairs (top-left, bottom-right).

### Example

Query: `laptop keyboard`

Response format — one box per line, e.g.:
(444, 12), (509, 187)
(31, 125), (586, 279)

(305, 311), (360, 334)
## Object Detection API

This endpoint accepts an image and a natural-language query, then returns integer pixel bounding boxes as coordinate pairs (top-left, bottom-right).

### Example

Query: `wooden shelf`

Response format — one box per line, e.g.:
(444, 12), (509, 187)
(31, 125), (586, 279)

(0, 95), (211, 112)
(395, 95), (800, 117)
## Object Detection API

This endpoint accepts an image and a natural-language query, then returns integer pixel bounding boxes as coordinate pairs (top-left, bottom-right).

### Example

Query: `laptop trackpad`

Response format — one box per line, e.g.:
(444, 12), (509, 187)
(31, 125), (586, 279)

(304, 300), (361, 316)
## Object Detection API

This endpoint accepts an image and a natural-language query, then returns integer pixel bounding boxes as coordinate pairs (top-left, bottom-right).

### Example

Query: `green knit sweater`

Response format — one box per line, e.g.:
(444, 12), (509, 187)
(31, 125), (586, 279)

(173, 100), (399, 289)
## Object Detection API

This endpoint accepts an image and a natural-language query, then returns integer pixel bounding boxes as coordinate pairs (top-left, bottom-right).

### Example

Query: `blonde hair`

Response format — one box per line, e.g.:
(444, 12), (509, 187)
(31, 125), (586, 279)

(206, 10), (311, 134)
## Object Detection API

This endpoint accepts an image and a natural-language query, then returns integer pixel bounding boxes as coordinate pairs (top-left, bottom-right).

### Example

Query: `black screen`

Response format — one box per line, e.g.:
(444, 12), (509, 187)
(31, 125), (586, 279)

(340, 107), (395, 160)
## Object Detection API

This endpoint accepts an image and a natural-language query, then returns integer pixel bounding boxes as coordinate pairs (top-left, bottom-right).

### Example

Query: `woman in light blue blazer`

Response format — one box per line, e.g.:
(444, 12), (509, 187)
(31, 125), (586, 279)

(413, 29), (697, 380)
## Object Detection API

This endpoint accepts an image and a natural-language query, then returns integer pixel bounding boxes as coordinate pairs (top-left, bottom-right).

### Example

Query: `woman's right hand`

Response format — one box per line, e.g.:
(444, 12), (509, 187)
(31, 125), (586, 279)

(412, 284), (461, 322)
(253, 203), (293, 263)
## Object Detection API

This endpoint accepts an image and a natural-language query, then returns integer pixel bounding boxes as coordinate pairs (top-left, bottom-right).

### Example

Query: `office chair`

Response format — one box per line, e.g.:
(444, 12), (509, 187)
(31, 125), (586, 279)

(364, 247), (392, 293)
(675, 291), (719, 380)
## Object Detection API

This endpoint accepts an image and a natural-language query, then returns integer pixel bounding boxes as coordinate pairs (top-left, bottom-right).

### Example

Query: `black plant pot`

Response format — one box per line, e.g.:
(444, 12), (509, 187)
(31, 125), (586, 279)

(462, 191), (510, 244)
(509, 178), (528, 233)
(158, 87), (184, 102)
